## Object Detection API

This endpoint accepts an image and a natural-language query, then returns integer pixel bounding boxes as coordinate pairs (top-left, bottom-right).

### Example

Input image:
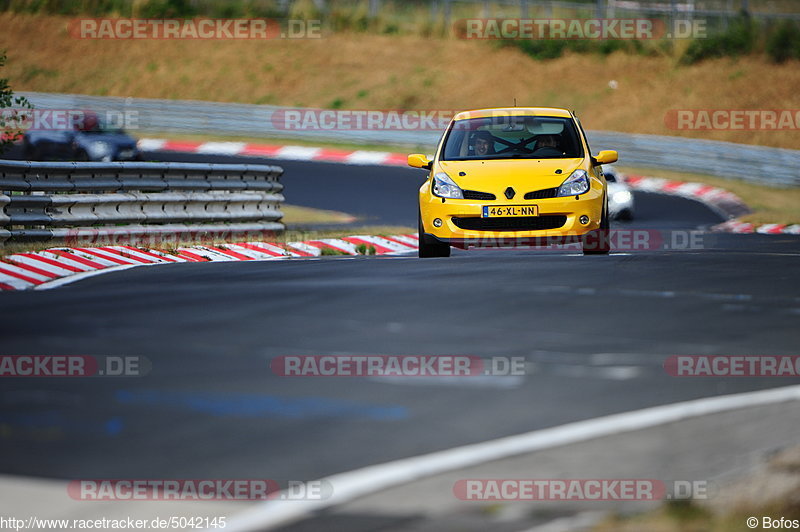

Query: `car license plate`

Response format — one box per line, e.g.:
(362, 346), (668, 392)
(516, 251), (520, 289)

(482, 205), (538, 218)
(119, 150), (134, 158)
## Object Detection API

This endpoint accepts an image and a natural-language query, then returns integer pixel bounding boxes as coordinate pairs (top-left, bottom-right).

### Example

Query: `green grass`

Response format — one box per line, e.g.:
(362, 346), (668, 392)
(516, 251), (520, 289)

(766, 19), (800, 62)
(354, 243), (376, 255)
(680, 15), (759, 65)
(319, 246), (349, 255)
(5, 0), (800, 64)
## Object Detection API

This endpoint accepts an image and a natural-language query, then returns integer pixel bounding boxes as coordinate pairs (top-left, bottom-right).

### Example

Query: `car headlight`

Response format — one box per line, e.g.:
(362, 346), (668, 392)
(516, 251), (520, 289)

(612, 190), (633, 204)
(432, 172), (464, 199)
(87, 141), (112, 158)
(557, 169), (590, 197)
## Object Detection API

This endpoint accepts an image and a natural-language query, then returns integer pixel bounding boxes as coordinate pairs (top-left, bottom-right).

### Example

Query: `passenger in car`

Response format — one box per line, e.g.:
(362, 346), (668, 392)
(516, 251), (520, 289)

(471, 131), (496, 157)
(531, 135), (563, 157)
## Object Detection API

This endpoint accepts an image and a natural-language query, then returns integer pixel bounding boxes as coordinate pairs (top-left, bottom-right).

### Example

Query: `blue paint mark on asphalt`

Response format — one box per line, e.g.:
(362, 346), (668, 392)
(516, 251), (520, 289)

(114, 390), (408, 420)
(104, 417), (124, 435)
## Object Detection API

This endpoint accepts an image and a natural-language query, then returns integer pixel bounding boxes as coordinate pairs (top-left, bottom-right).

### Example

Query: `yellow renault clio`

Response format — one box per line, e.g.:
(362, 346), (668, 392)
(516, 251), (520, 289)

(408, 108), (618, 257)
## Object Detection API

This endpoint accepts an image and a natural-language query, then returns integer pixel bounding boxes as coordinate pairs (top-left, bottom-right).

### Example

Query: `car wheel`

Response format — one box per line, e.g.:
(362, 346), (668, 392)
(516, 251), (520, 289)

(418, 211), (450, 258)
(582, 200), (611, 255)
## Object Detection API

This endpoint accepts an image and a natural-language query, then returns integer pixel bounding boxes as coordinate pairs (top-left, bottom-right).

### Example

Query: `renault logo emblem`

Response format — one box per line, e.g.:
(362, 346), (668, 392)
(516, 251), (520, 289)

(504, 187), (516, 199)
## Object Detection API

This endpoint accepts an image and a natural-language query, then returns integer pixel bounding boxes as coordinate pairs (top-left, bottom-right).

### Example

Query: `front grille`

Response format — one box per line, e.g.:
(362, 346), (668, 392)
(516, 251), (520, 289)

(452, 215), (567, 232)
(462, 190), (496, 201)
(524, 187), (559, 200)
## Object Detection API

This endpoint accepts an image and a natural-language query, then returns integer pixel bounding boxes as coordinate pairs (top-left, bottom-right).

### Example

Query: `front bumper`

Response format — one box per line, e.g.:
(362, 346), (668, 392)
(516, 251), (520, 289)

(115, 148), (141, 161)
(609, 196), (634, 218)
(420, 188), (604, 248)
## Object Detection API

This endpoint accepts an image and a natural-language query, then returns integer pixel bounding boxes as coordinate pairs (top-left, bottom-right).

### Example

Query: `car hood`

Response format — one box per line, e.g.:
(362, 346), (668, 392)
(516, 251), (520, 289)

(438, 158), (585, 193)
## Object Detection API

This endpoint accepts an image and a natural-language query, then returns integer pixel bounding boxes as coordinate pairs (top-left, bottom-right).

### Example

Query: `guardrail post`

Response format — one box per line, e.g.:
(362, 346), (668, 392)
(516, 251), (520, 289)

(0, 194), (10, 246)
(597, 0), (606, 19)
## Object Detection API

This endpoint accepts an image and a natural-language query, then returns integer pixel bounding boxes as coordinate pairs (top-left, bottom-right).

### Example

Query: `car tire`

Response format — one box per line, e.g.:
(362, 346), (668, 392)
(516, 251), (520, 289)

(582, 199), (611, 255)
(418, 211), (450, 258)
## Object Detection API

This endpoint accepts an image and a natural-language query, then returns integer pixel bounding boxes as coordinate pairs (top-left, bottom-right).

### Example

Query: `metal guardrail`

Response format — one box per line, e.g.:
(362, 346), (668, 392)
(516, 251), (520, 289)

(225, 0), (800, 22)
(587, 131), (800, 188)
(18, 91), (433, 147)
(0, 160), (285, 244)
(18, 92), (800, 187)
(431, 0), (800, 22)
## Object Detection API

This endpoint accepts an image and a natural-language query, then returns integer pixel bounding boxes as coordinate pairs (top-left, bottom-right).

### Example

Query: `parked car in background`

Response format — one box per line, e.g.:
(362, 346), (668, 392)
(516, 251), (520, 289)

(603, 165), (635, 221)
(22, 111), (141, 162)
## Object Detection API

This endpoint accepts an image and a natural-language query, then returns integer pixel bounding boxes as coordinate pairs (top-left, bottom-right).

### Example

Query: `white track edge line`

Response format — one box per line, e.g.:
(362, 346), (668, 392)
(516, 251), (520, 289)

(220, 384), (800, 532)
(34, 263), (145, 290)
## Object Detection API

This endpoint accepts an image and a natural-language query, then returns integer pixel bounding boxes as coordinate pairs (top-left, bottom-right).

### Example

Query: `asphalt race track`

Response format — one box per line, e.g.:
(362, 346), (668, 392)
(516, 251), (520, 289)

(0, 152), (798, 492)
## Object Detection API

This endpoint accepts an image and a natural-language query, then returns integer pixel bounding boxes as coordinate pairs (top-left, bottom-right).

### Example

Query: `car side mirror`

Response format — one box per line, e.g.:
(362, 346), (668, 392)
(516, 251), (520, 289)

(593, 150), (618, 165)
(408, 154), (432, 170)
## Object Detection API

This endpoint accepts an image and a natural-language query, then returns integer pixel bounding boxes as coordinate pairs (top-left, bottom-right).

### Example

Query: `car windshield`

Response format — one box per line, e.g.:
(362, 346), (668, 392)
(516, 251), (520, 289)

(74, 115), (124, 134)
(440, 115), (583, 161)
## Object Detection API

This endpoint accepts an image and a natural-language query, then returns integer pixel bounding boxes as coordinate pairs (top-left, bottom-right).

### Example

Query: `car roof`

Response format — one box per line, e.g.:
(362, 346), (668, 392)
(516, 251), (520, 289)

(453, 107), (573, 121)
